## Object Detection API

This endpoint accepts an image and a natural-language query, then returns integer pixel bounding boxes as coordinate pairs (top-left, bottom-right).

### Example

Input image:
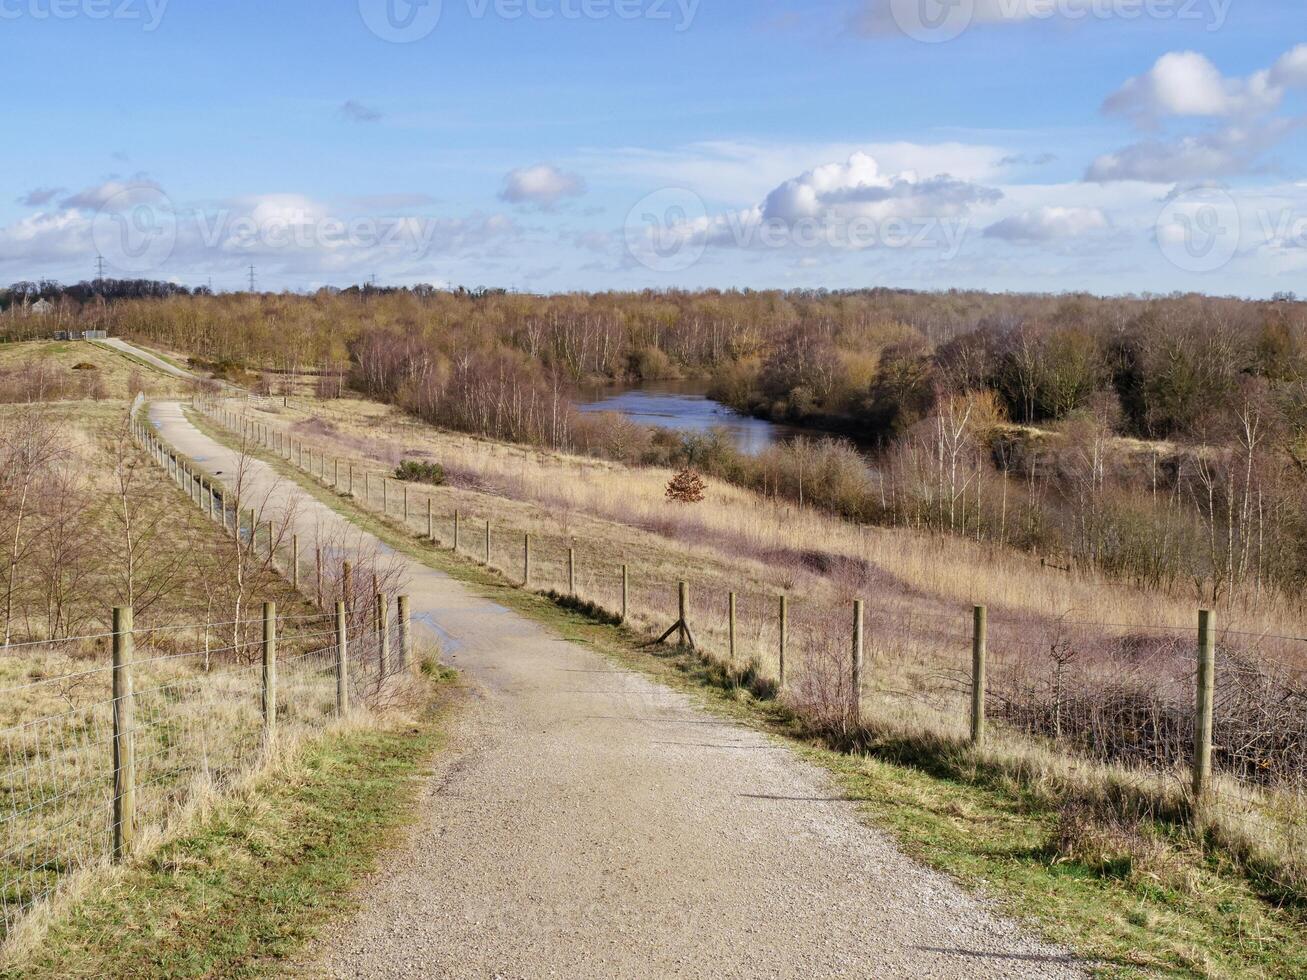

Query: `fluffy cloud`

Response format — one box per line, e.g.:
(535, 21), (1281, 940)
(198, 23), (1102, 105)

(984, 206), (1110, 243)
(60, 178), (165, 211)
(0, 210), (93, 264)
(339, 100), (383, 123)
(1092, 45), (1307, 183)
(759, 151), (1000, 223)
(624, 151), (1001, 269)
(1086, 119), (1298, 183)
(499, 164), (586, 209)
(0, 183), (521, 282)
(598, 139), (1009, 204)
(1103, 51), (1281, 124)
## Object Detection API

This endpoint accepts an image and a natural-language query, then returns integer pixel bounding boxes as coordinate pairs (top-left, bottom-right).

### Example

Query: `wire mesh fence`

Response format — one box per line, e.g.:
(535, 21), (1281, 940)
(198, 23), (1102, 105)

(0, 609), (407, 942)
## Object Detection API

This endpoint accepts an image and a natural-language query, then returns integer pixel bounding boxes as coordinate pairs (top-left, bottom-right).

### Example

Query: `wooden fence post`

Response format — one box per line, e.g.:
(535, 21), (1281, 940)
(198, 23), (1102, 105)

(348, 462), (354, 495)
(728, 592), (737, 662)
(678, 581), (689, 648)
(263, 601), (277, 744)
(851, 599), (864, 727)
(112, 606), (135, 862)
(315, 546), (323, 607)
(397, 595), (411, 673)
(382, 478), (388, 514)
(568, 548), (576, 595)
(342, 560), (353, 609)
(335, 600), (349, 716)
(523, 533), (531, 587)
(620, 564), (629, 623)
(376, 593), (390, 676)
(778, 595), (788, 690)
(1194, 609), (1216, 802)
(334, 458), (339, 488)
(365, 471), (370, 502)
(971, 605), (987, 746)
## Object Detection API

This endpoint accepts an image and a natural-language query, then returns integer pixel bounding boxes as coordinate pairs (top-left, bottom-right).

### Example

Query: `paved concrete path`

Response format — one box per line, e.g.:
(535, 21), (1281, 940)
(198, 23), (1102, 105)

(99, 338), (196, 382)
(151, 398), (1083, 979)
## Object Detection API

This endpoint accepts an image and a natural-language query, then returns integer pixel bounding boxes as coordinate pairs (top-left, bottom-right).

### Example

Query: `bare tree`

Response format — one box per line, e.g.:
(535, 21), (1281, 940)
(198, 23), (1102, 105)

(0, 408), (64, 646)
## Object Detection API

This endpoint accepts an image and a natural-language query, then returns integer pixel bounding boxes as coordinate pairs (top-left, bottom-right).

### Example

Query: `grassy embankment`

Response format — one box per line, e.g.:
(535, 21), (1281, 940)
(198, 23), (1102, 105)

(190, 393), (1307, 979)
(3, 665), (459, 979)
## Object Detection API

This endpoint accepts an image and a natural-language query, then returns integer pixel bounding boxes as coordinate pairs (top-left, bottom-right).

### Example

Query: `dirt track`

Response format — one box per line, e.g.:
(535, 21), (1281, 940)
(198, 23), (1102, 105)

(149, 395), (1083, 979)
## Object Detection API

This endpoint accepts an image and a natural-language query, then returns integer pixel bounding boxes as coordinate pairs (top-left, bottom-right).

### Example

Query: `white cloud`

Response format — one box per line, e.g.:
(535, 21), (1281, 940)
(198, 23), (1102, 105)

(624, 151), (1001, 267)
(597, 140), (1010, 204)
(1270, 43), (1307, 88)
(984, 206), (1110, 243)
(60, 178), (165, 211)
(0, 210), (92, 264)
(499, 164), (586, 209)
(760, 151), (1000, 223)
(1086, 119), (1298, 183)
(1103, 51), (1280, 124)
(0, 184), (522, 282)
(1092, 45), (1307, 183)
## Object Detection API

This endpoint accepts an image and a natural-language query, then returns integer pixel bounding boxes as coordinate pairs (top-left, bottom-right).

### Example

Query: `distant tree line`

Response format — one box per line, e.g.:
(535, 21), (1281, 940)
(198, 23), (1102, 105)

(23, 282), (1307, 605)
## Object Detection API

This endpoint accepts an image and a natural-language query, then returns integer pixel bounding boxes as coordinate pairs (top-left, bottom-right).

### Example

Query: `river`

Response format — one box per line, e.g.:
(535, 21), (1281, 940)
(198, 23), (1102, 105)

(575, 380), (814, 455)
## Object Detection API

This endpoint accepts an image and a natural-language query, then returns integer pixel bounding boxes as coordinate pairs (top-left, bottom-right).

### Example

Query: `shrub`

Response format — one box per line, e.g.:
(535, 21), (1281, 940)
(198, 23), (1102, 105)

(393, 459), (445, 485)
(665, 466), (706, 503)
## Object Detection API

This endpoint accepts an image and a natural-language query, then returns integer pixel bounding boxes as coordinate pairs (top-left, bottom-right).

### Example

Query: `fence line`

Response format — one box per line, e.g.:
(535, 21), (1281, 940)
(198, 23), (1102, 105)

(0, 403), (419, 943)
(191, 395), (1307, 817)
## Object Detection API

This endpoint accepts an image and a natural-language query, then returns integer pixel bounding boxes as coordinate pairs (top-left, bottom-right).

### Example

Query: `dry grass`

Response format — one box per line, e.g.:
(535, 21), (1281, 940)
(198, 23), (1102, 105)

(0, 340), (188, 402)
(203, 386), (1307, 907)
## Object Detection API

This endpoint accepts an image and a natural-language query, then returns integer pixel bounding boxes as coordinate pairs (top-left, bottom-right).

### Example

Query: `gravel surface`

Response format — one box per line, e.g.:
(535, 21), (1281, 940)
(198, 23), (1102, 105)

(149, 398), (1086, 980)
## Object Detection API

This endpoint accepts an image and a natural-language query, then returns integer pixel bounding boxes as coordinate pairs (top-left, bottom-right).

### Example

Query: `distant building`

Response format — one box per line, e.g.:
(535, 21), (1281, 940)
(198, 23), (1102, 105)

(30, 298), (54, 315)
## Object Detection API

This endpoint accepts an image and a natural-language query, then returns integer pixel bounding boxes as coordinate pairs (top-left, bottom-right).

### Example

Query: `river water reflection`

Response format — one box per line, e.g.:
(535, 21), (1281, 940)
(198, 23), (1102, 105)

(576, 380), (813, 455)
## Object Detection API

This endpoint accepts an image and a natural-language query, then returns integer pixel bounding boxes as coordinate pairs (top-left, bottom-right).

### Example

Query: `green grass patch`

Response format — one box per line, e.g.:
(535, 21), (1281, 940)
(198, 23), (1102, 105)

(187, 409), (1307, 979)
(3, 675), (461, 979)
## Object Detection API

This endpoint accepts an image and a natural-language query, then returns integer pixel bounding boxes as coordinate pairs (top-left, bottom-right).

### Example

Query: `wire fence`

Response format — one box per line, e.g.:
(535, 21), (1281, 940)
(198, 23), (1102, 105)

(198, 397), (1307, 799)
(0, 607), (409, 941)
(0, 403), (422, 944)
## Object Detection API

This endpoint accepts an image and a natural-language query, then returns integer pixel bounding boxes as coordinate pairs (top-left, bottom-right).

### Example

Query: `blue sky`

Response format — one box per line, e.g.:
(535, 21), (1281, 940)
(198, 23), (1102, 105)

(2, 0), (1306, 295)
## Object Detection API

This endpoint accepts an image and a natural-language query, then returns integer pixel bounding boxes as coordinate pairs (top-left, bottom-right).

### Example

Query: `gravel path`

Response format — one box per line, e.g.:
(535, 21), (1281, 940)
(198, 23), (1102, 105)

(149, 399), (1084, 980)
